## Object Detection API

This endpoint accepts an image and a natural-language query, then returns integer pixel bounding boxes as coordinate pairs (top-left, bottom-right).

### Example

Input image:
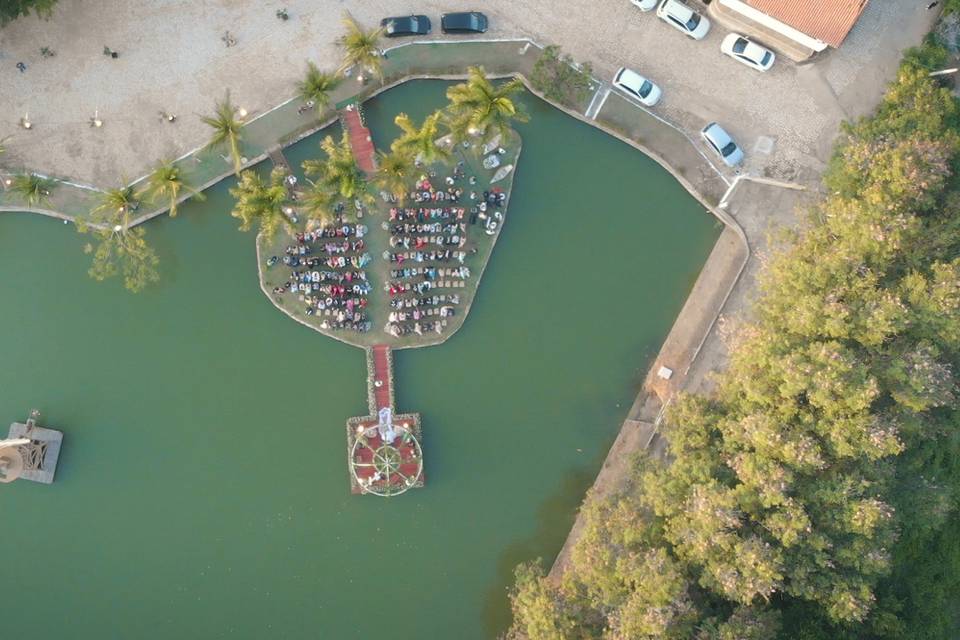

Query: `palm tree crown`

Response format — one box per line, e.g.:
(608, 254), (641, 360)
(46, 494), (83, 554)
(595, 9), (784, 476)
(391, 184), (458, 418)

(336, 12), (386, 80)
(140, 161), (205, 217)
(374, 151), (416, 202)
(300, 183), (334, 225)
(228, 168), (291, 239)
(10, 174), (55, 206)
(298, 62), (340, 115)
(445, 66), (528, 140)
(304, 132), (369, 203)
(201, 91), (245, 175)
(92, 185), (137, 220)
(390, 111), (451, 166)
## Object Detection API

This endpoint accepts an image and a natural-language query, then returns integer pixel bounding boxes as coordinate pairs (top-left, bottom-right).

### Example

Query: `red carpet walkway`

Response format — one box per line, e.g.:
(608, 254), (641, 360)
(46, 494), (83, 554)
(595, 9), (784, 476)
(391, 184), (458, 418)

(341, 104), (378, 175)
(372, 344), (392, 410)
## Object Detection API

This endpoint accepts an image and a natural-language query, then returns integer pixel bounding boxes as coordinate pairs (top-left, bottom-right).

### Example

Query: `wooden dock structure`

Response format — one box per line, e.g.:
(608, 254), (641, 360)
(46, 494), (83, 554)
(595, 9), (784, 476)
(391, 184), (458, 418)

(340, 103), (378, 175)
(4, 410), (63, 484)
(267, 146), (301, 200)
(345, 345), (425, 496)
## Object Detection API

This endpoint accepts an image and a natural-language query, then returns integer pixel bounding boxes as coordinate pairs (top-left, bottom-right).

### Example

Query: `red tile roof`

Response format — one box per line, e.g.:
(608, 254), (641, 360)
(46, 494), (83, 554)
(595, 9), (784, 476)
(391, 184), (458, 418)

(745, 0), (869, 48)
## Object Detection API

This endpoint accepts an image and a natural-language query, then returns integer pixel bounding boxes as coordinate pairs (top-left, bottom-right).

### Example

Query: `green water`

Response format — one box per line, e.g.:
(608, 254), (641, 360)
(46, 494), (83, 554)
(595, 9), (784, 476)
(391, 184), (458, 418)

(0, 82), (720, 638)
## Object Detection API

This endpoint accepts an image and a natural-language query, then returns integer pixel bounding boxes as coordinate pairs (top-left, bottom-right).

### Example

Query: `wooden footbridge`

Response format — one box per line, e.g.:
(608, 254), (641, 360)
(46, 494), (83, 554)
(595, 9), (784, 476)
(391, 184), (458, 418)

(340, 102), (378, 175)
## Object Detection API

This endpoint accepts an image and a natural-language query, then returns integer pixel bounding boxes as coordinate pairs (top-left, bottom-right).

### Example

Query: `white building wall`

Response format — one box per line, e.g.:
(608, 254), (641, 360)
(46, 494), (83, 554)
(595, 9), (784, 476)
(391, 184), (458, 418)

(717, 0), (830, 52)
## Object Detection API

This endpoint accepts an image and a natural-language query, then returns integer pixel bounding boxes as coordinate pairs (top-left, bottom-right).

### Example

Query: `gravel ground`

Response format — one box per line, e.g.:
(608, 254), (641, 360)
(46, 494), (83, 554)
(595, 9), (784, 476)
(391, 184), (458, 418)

(0, 0), (937, 187)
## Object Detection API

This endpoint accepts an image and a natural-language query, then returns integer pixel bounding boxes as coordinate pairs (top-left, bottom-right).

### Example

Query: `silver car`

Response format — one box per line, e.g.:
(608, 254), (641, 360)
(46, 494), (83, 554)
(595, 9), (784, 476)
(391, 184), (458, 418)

(701, 122), (744, 167)
(721, 33), (776, 71)
(656, 0), (710, 40)
(613, 67), (662, 107)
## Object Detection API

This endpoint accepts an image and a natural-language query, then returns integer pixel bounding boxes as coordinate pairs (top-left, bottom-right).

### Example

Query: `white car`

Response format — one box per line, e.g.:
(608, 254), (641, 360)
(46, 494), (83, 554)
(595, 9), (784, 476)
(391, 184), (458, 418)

(656, 0), (710, 40)
(721, 33), (776, 71)
(701, 122), (744, 167)
(613, 67), (662, 107)
(630, 0), (658, 11)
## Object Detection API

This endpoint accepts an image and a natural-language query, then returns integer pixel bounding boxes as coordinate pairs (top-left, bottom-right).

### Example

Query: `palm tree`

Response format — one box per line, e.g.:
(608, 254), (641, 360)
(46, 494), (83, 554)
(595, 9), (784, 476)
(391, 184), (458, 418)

(298, 62), (340, 116)
(140, 161), (205, 217)
(336, 12), (386, 80)
(80, 187), (159, 292)
(373, 151), (415, 202)
(300, 183), (334, 225)
(83, 222), (160, 293)
(9, 174), (55, 206)
(201, 91), (245, 175)
(445, 66), (528, 140)
(228, 167), (291, 239)
(303, 132), (370, 203)
(390, 111), (451, 166)
(91, 185), (138, 220)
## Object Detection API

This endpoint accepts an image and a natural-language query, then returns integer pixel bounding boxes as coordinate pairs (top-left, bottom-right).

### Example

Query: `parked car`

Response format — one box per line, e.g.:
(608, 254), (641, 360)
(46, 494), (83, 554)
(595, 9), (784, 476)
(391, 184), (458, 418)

(656, 0), (710, 40)
(720, 33), (775, 71)
(701, 122), (744, 167)
(380, 15), (432, 37)
(613, 67), (662, 107)
(630, 0), (658, 11)
(440, 11), (488, 34)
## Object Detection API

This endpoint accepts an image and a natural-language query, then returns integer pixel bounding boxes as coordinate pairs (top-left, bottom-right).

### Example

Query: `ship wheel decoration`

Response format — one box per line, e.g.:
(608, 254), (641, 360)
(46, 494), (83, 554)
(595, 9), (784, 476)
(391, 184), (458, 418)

(350, 409), (423, 497)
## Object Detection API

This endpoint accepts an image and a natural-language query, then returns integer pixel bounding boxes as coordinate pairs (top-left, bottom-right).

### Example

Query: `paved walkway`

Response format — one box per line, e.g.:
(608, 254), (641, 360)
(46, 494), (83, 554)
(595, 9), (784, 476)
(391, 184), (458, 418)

(371, 345), (391, 411)
(341, 104), (377, 175)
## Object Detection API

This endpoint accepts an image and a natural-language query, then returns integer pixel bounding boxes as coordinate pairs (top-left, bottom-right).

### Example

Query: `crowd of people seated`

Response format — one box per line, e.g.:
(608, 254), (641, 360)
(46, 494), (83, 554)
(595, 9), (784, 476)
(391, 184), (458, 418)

(266, 222), (373, 333)
(263, 157), (512, 341)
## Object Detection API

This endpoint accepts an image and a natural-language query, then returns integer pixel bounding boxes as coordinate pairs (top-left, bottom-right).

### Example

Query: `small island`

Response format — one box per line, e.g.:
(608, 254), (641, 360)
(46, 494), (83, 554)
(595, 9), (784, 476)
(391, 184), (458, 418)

(257, 105), (521, 350)
(242, 67), (529, 495)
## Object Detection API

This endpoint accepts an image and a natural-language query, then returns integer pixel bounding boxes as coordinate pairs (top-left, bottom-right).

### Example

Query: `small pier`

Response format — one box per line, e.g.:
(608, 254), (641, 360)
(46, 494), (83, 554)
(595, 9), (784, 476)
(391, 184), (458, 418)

(340, 103), (378, 175)
(1, 409), (63, 485)
(346, 345), (424, 496)
(267, 145), (300, 200)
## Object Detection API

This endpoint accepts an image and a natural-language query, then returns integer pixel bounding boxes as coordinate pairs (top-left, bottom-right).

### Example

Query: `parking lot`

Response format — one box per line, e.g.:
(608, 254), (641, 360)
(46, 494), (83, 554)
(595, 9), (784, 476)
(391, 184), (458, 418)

(0, 0), (937, 187)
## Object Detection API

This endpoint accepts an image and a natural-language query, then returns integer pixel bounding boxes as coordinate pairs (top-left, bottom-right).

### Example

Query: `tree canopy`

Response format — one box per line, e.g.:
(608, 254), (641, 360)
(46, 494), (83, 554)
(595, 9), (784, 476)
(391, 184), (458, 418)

(228, 167), (292, 239)
(201, 91), (245, 176)
(508, 51), (960, 640)
(79, 185), (159, 293)
(303, 131), (369, 206)
(297, 62), (340, 116)
(0, 0), (57, 25)
(445, 66), (528, 141)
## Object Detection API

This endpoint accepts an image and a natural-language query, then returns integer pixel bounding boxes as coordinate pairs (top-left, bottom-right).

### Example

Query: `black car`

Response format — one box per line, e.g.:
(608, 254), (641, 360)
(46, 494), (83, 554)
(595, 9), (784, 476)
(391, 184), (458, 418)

(380, 15), (432, 37)
(440, 11), (488, 34)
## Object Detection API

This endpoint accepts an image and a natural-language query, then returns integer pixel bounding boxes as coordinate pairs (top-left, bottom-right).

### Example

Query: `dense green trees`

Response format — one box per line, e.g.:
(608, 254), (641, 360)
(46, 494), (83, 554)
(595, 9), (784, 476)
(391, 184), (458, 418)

(0, 0), (57, 25)
(508, 58), (959, 640)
